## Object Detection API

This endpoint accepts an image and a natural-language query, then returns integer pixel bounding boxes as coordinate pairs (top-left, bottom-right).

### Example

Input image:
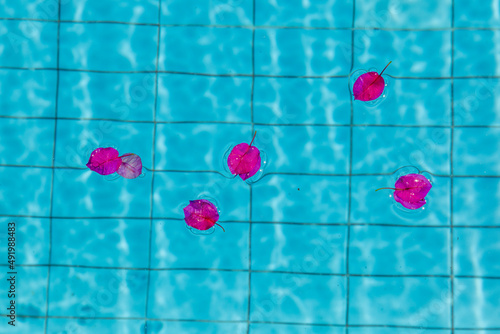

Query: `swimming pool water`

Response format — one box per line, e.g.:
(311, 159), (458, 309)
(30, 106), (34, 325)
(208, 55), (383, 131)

(1, 0), (500, 333)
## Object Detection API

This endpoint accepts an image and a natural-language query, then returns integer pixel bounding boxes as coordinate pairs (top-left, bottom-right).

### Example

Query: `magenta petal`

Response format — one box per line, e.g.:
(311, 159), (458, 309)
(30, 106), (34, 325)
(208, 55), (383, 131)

(228, 143), (261, 180)
(86, 147), (122, 175)
(117, 153), (142, 179)
(394, 191), (426, 210)
(353, 72), (385, 101)
(183, 199), (220, 231)
(393, 173), (432, 210)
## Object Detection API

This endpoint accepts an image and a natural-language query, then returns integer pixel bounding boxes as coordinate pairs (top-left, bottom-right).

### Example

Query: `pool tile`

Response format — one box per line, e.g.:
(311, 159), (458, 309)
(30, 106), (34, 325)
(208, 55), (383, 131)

(159, 26), (252, 74)
(454, 30), (500, 77)
(58, 71), (156, 121)
(454, 78), (500, 126)
(161, 0), (252, 25)
(349, 277), (451, 327)
(355, 0), (452, 29)
(54, 119), (154, 169)
(455, 0), (500, 28)
(453, 177), (500, 226)
(147, 270), (249, 321)
(251, 224), (347, 274)
(152, 172), (249, 221)
(453, 128), (500, 175)
(0, 218), (49, 265)
(350, 329), (450, 334)
(52, 218), (149, 268)
(154, 123), (251, 171)
(52, 169), (152, 217)
(154, 321), (247, 334)
(0, 20), (57, 68)
(0, 0), (54, 19)
(255, 0), (353, 28)
(59, 23), (158, 71)
(353, 79), (452, 126)
(350, 175), (450, 226)
(454, 278), (500, 328)
(151, 219), (249, 270)
(352, 126), (451, 174)
(157, 74), (252, 122)
(255, 29), (351, 76)
(0, 317), (45, 333)
(454, 228), (500, 277)
(349, 225), (450, 275)
(253, 77), (351, 125)
(0, 167), (52, 216)
(250, 323), (345, 334)
(0, 118), (55, 166)
(252, 175), (349, 224)
(61, 0), (159, 23)
(254, 125), (350, 174)
(48, 267), (148, 317)
(48, 318), (146, 334)
(0, 69), (57, 117)
(250, 272), (346, 324)
(353, 30), (451, 78)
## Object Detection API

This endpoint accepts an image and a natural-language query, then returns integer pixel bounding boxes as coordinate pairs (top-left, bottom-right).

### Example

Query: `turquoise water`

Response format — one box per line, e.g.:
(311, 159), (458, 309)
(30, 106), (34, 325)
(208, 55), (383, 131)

(1, 0), (500, 333)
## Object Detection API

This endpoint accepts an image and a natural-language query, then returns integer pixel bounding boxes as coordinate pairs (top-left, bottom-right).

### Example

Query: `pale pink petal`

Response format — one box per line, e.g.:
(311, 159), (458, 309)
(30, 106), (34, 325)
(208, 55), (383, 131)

(117, 153), (142, 179)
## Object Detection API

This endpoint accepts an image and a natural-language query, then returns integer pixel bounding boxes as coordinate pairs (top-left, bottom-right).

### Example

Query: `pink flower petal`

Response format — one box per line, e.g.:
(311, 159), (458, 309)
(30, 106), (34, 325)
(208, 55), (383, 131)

(377, 172), (432, 210)
(117, 153), (142, 179)
(86, 147), (122, 175)
(353, 72), (385, 101)
(183, 199), (221, 231)
(228, 132), (262, 180)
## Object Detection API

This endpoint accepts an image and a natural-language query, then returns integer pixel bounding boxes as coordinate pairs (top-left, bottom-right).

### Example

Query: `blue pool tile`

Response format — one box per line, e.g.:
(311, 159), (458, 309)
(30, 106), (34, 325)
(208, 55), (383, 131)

(60, 23), (158, 71)
(159, 26), (252, 75)
(155, 321), (247, 334)
(352, 127), (451, 174)
(455, 0), (500, 27)
(49, 267), (148, 317)
(154, 123), (251, 171)
(58, 71), (155, 121)
(454, 278), (500, 328)
(0, 20), (57, 68)
(61, 0), (159, 23)
(255, 29), (351, 76)
(453, 177), (500, 226)
(353, 31), (451, 77)
(350, 329), (450, 334)
(250, 272), (346, 324)
(355, 0), (452, 28)
(0, 317), (45, 333)
(0, 0), (53, 19)
(161, 0), (252, 25)
(453, 128), (500, 175)
(0, 118), (55, 166)
(52, 218), (149, 268)
(354, 79), (452, 125)
(153, 172), (249, 221)
(54, 119), (154, 169)
(48, 318), (145, 334)
(151, 219), (249, 270)
(255, 0), (353, 28)
(454, 78), (500, 125)
(0, 69), (57, 117)
(350, 175), (450, 226)
(250, 323), (345, 334)
(454, 30), (500, 77)
(349, 225), (450, 275)
(0, 167), (51, 216)
(252, 224), (347, 274)
(252, 175), (349, 223)
(0, 218), (49, 265)
(52, 169), (152, 217)
(454, 228), (500, 277)
(157, 74), (252, 122)
(147, 270), (248, 321)
(349, 277), (451, 327)
(253, 77), (351, 125)
(0, 267), (48, 316)
(254, 125), (350, 174)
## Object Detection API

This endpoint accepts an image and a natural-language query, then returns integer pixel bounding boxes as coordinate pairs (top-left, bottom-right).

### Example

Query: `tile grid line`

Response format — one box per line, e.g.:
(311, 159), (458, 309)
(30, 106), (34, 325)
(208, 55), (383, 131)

(345, 0), (356, 331)
(450, 1), (455, 332)
(143, 2), (162, 333)
(42, 1), (61, 333)
(246, 1), (256, 332)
